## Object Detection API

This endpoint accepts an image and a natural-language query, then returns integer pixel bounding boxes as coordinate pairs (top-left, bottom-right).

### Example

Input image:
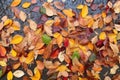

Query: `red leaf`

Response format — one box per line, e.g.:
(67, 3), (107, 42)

(64, 38), (69, 47)
(50, 49), (59, 59)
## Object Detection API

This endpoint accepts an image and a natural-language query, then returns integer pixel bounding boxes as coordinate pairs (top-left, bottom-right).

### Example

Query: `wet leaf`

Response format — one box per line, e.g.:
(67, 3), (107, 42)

(13, 70), (25, 78)
(28, 19), (37, 31)
(19, 11), (27, 22)
(11, 0), (21, 7)
(63, 9), (75, 17)
(7, 71), (13, 80)
(22, 2), (31, 9)
(42, 34), (51, 45)
(11, 35), (23, 44)
(81, 5), (88, 17)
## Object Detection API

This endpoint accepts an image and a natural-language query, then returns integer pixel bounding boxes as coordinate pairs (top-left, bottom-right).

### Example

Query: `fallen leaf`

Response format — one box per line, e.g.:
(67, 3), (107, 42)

(13, 70), (25, 78)
(44, 20), (54, 36)
(22, 2), (31, 9)
(42, 34), (51, 45)
(7, 71), (13, 80)
(53, 1), (64, 10)
(50, 49), (59, 59)
(81, 5), (88, 17)
(31, 0), (37, 4)
(25, 51), (34, 64)
(19, 11), (27, 22)
(46, 8), (54, 16)
(11, 0), (21, 7)
(10, 49), (17, 57)
(110, 65), (119, 74)
(36, 60), (44, 70)
(12, 21), (20, 30)
(63, 9), (75, 17)
(115, 24), (120, 31)
(104, 76), (111, 80)
(4, 19), (13, 26)
(72, 51), (80, 60)
(76, 4), (83, 9)
(27, 69), (33, 76)
(109, 42), (119, 54)
(31, 67), (41, 80)
(28, 19), (37, 31)
(58, 51), (65, 62)
(0, 61), (7, 66)
(11, 35), (23, 44)
(47, 0), (53, 3)
(99, 32), (106, 40)
(0, 45), (6, 57)
(13, 62), (21, 70)
(56, 65), (69, 72)
(113, 1), (120, 13)
(32, 6), (40, 12)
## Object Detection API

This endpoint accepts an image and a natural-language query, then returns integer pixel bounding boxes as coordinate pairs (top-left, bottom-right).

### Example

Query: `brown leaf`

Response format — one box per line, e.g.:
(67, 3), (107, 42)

(109, 42), (119, 54)
(28, 19), (37, 31)
(27, 69), (33, 76)
(19, 11), (27, 22)
(36, 60), (44, 70)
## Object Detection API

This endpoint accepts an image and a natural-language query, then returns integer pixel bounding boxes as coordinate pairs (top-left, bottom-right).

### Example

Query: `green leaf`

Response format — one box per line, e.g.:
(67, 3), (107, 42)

(89, 53), (96, 62)
(0, 70), (2, 77)
(72, 51), (80, 59)
(40, 7), (46, 14)
(42, 34), (51, 45)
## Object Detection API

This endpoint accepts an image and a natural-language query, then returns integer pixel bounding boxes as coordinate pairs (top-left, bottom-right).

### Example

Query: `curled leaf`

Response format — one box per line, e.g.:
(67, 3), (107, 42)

(13, 70), (25, 78)
(11, 35), (23, 44)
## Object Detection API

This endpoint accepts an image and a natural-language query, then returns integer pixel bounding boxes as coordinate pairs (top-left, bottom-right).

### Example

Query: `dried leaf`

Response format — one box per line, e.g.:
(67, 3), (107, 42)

(63, 9), (75, 17)
(11, 35), (23, 44)
(0, 61), (7, 66)
(0, 45), (6, 57)
(104, 76), (111, 80)
(12, 21), (20, 30)
(36, 60), (44, 70)
(113, 1), (120, 13)
(7, 71), (13, 80)
(11, 0), (21, 7)
(31, 0), (37, 4)
(110, 42), (119, 54)
(4, 19), (13, 26)
(46, 8), (54, 16)
(10, 49), (17, 57)
(76, 4), (83, 9)
(28, 19), (37, 31)
(27, 69), (33, 76)
(81, 5), (88, 17)
(32, 6), (40, 12)
(56, 65), (69, 72)
(110, 65), (119, 74)
(115, 24), (120, 31)
(53, 1), (64, 10)
(25, 51), (34, 64)
(22, 2), (31, 9)
(44, 20), (54, 36)
(13, 70), (25, 78)
(13, 62), (21, 70)
(58, 51), (65, 62)
(31, 67), (41, 80)
(19, 11), (27, 22)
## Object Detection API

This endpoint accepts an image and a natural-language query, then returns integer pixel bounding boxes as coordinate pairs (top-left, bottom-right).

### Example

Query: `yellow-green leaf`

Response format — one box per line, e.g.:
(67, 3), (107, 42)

(11, 35), (23, 44)
(99, 32), (106, 40)
(63, 9), (75, 17)
(7, 71), (13, 80)
(81, 5), (88, 17)
(22, 2), (31, 9)
(11, 0), (21, 7)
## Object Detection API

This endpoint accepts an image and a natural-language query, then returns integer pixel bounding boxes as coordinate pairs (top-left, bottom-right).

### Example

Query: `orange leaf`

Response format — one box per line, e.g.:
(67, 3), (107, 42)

(63, 9), (75, 17)
(0, 45), (6, 57)
(11, 0), (21, 7)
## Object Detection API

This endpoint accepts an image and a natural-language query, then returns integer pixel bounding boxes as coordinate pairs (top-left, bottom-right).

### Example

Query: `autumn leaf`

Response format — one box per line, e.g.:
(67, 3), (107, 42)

(11, 0), (21, 7)
(25, 51), (34, 64)
(72, 51), (80, 60)
(4, 19), (13, 26)
(109, 42), (119, 54)
(19, 11), (27, 22)
(11, 35), (23, 44)
(31, 67), (41, 80)
(13, 70), (25, 78)
(81, 5), (88, 17)
(56, 65), (69, 72)
(63, 9), (75, 17)
(0, 45), (6, 57)
(12, 21), (20, 30)
(28, 19), (37, 31)
(99, 32), (106, 40)
(0, 61), (7, 66)
(22, 2), (31, 9)
(76, 4), (83, 9)
(42, 34), (51, 45)
(10, 49), (17, 57)
(7, 71), (13, 80)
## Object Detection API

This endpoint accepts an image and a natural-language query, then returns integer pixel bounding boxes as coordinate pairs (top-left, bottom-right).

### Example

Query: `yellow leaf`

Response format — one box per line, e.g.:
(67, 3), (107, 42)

(99, 32), (106, 40)
(63, 9), (75, 17)
(11, 0), (21, 7)
(69, 39), (75, 48)
(53, 32), (60, 38)
(108, 33), (117, 43)
(11, 35), (23, 44)
(81, 5), (88, 18)
(79, 45), (87, 54)
(113, 29), (118, 34)
(12, 21), (20, 31)
(0, 61), (7, 66)
(88, 18), (94, 27)
(4, 19), (13, 26)
(22, 2), (31, 9)
(76, 4), (83, 9)
(25, 51), (34, 64)
(11, 49), (17, 57)
(7, 71), (13, 80)
(31, 67), (41, 80)
(56, 65), (69, 72)
(79, 77), (88, 80)
(102, 11), (106, 18)
(44, 20), (54, 27)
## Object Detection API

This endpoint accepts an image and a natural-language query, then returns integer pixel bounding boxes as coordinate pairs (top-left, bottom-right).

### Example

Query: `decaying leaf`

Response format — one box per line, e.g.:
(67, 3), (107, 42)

(19, 11), (27, 22)
(11, 0), (21, 7)
(22, 2), (31, 8)
(13, 70), (25, 78)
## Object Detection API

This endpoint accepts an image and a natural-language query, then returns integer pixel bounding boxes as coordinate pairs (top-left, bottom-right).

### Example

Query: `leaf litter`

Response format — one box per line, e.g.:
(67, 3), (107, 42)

(0, 0), (120, 80)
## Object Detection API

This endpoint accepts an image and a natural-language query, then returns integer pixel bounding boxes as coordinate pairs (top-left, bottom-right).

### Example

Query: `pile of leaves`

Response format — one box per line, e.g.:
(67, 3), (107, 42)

(0, 0), (120, 80)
